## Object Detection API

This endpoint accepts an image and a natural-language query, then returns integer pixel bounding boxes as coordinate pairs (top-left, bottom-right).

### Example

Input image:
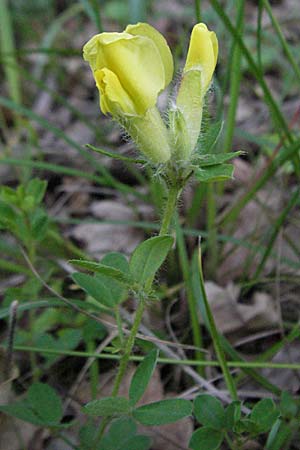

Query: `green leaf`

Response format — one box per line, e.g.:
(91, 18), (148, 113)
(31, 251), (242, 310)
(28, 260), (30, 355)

(57, 328), (82, 350)
(30, 208), (49, 240)
(129, 236), (173, 286)
(83, 397), (131, 417)
(86, 144), (146, 164)
(99, 418), (137, 450)
(79, 423), (97, 449)
(0, 200), (17, 226)
(189, 427), (224, 450)
(196, 151), (243, 167)
(234, 418), (259, 434)
(100, 418), (151, 450)
(250, 399), (280, 433)
(194, 164), (234, 183)
(0, 383), (63, 427)
(279, 391), (298, 419)
(25, 178), (47, 205)
(82, 320), (107, 342)
(70, 259), (133, 287)
(0, 401), (44, 426)
(120, 435), (151, 450)
(27, 382), (63, 424)
(194, 395), (226, 430)
(129, 349), (158, 406)
(101, 252), (130, 275)
(224, 401), (242, 430)
(96, 252), (130, 305)
(199, 119), (224, 154)
(265, 421), (292, 450)
(133, 398), (192, 426)
(72, 272), (115, 308)
(109, 417), (137, 438)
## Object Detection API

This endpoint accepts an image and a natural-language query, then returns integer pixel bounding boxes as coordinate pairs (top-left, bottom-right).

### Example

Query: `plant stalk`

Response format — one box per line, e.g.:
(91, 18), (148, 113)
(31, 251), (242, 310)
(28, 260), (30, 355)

(197, 243), (238, 400)
(94, 183), (179, 445)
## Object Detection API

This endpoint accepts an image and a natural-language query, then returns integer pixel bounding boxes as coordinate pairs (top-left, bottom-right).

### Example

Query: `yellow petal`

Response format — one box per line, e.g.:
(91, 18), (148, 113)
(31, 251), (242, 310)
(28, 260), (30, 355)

(184, 23), (218, 92)
(125, 22), (174, 87)
(94, 68), (136, 115)
(83, 32), (165, 115)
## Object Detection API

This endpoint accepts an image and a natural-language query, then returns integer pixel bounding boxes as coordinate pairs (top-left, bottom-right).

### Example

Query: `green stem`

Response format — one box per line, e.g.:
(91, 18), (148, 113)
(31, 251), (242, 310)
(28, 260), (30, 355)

(159, 185), (179, 236)
(194, 0), (201, 22)
(111, 299), (145, 397)
(206, 184), (218, 277)
(176, 218), (205, 376)
(94, 184), (179, 445)
(197, 244), (238, 400)
(10, 344), (300, 370)
(0, 0), (21, 116)
(111, 184), (179, 393)
(24, 217), (39, 382)
(115, 306), (124, 345)
(87, 340), (99, 400)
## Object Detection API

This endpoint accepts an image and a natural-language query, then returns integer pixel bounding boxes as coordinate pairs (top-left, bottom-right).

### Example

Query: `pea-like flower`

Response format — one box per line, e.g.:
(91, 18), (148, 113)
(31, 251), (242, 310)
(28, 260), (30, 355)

(83, 23), (174, 163)
(83, 22), (218, 165)
(83, 23), (173, 117)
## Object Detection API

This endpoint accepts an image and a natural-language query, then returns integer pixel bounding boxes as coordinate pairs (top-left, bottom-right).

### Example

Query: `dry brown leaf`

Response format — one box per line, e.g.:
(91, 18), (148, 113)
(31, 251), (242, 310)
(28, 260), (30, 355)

(218, 185), (284, 283)
(202, 282), (280, 335)
(70, 200), (143, 258)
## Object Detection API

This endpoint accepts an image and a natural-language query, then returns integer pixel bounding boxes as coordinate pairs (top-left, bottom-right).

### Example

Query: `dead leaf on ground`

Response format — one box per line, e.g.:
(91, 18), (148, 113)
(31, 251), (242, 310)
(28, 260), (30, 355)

(261, 341), (300, 392)
(70, 200), (144, 258)
(218, 184), (284, 283)
(202, 282), (280, 335)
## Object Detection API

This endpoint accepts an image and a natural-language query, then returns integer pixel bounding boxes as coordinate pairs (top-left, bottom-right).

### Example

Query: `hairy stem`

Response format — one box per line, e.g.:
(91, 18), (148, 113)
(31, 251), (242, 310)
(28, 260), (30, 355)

(94, 183), (179, 445)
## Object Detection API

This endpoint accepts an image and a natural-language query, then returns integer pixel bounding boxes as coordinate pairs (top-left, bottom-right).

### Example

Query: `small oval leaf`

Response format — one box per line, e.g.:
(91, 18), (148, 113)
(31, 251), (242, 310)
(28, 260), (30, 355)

(83, 397), (130, 417)
(70, 260), (132, 286)
(130, 236), (173, 285)
(72, 272), (114, 308)
(194, 164), (234, 183)
(250, 398), (280, 432)
(189, 427), (224, 450)
(129, 349), (159, 406)
(194, 395), (226, 430)
(133, 398), (192, 426)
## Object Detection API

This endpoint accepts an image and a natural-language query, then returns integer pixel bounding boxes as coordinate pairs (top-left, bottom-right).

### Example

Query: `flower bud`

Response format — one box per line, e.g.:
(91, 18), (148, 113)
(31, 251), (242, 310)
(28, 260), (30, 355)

(174, 23), (218, 158)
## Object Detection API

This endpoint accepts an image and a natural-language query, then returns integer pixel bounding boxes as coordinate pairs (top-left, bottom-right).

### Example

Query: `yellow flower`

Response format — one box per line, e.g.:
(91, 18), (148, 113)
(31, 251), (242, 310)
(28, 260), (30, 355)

(184, 23), (218, 93)
(83, 23), (173, 163)
(83, 23), (173, 117)
(173, 23), (218, 159)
